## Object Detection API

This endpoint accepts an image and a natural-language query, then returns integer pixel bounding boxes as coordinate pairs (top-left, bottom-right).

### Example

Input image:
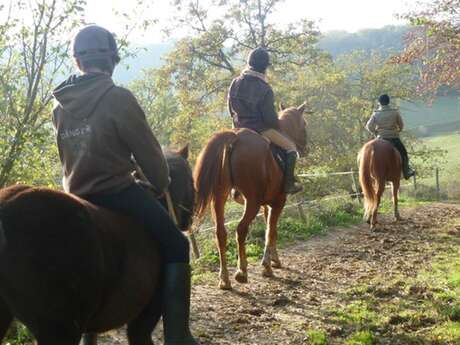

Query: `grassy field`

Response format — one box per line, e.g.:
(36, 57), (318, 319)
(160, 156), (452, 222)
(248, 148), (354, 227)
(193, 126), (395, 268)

(423, 133), (460, 174)
(402, 96), (460, 129)
(418, 132), (460, 199)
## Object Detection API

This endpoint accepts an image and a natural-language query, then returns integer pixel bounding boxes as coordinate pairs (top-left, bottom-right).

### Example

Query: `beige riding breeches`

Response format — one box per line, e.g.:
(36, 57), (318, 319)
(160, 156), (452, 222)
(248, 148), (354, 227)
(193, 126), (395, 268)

(261, 129), (297, 152)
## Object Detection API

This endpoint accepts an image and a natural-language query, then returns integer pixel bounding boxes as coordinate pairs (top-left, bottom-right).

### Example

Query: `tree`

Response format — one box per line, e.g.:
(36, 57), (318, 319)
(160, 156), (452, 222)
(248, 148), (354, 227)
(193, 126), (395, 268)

(148, 0), (324, 151)
(0, 0), (86, 187)
(394, 0), (460, 96)
(0, 0), (156, 187)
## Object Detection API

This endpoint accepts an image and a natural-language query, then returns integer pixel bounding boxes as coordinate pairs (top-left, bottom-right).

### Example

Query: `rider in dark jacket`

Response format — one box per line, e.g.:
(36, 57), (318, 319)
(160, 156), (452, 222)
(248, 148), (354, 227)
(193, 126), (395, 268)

(366, 94), (415, 179)
(228, 48), (302, 194)
(52, 25), (200, 345)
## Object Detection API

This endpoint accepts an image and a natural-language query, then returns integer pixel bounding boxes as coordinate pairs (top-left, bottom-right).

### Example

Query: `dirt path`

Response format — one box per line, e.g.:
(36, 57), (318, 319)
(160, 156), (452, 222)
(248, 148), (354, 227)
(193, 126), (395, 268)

(99, 203), (460, 345)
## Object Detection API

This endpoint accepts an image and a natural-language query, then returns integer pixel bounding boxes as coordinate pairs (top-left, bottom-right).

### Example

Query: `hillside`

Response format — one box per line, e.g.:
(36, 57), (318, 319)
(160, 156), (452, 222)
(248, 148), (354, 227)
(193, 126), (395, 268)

(318, 25), (408, 57)
(114, 26), (409, 83)
(402, 96), (460, 136)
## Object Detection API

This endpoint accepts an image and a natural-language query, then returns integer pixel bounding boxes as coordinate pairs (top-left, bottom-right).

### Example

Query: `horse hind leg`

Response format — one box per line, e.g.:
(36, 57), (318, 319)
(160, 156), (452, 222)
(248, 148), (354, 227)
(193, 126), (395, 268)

(80, 333), (97, 345)
(212, 189), (232, 290)
(392, 180), (402, 221)
(371, 182), (385, 230)
(261, 201), (285, 277)
(234, 200), (260, 284)
(127, 290), (162, 345)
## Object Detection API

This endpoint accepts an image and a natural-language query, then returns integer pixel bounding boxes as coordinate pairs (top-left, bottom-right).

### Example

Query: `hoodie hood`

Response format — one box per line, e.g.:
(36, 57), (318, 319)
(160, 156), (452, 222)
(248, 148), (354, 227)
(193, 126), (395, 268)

(53, 73), (114, 119)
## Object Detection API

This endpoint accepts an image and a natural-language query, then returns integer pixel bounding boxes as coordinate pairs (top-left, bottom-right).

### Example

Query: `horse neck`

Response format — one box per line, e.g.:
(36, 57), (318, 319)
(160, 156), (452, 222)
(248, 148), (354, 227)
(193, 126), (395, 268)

(279, 116), (298, 143)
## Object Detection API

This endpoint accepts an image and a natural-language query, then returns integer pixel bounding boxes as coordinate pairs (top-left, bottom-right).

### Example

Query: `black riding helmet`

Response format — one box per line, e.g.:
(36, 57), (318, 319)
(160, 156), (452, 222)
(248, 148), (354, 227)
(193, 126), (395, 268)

(72, 25), (120, 66)
(247, 47), (270, 73)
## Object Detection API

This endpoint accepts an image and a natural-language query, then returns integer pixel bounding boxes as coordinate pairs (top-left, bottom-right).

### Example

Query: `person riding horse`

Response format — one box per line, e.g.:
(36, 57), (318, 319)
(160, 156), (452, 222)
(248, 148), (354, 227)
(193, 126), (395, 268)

(365, 94), (415, 180)
(52, 25), (200, 345)
(227, 47), (303, 194)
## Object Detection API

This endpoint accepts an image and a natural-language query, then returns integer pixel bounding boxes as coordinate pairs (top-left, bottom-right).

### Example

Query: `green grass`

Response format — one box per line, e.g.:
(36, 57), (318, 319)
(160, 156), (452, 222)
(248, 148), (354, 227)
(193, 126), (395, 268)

(4, 322), (34, 345)
(326, 217), (460, 345)
(423, 133), (460, 174)
(415, 132), (460, 199)
(305, 329), (329, 345)
(345, 331), (375, 345)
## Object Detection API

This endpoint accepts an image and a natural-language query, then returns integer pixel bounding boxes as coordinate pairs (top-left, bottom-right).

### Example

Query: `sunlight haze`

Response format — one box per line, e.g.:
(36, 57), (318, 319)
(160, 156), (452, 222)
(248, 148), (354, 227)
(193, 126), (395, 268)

(85, 0), (411, 43)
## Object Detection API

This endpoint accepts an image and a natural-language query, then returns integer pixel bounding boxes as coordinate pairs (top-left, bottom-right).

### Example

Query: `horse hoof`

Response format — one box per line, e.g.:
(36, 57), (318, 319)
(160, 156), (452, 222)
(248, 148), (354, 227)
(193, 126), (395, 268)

(234, 270), (248, 284)
(271, 260), (282, 269)
(370, 224), (379, 232)
(262, 268), (274, 278)
(219, 280), (232, 290)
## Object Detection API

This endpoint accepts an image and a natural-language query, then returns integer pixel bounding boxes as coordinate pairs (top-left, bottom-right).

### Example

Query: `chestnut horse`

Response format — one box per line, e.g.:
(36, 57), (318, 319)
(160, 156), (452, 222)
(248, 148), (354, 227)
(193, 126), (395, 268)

(194, 103), (308, 289)
(0, 147), (194, 345)
(358, 138), (402, 229)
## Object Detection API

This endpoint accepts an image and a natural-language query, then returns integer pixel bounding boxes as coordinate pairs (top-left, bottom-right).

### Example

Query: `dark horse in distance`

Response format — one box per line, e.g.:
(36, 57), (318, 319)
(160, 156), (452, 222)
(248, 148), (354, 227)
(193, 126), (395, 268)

(358, 139), (402, 230)
(0, 146), (194, 345)
(194, 103), (308, 289)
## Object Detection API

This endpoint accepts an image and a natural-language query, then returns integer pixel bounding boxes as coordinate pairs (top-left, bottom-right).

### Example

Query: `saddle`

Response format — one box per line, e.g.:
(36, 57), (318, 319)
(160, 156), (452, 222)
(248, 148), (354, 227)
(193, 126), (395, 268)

(270, 144), (288, 172)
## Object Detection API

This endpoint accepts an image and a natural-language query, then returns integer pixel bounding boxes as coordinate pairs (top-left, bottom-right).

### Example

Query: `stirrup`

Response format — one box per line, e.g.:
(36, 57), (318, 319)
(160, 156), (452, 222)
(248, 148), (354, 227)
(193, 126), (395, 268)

(403, 169), (415, 180)
(284, 181), (303, 194)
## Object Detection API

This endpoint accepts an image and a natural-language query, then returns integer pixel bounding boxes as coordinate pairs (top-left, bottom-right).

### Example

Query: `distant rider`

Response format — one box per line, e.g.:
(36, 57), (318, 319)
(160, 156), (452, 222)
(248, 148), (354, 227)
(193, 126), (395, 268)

(366, 94), (415, 179)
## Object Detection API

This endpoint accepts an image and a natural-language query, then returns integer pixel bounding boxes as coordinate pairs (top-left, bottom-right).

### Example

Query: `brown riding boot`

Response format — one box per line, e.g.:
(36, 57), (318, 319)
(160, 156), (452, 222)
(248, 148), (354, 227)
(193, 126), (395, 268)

(284, 152), (303, 194)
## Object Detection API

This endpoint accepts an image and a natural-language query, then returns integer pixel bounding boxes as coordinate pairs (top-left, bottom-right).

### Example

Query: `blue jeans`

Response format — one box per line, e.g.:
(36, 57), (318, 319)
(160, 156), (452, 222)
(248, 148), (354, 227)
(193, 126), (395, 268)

(84, 183), (190, 263)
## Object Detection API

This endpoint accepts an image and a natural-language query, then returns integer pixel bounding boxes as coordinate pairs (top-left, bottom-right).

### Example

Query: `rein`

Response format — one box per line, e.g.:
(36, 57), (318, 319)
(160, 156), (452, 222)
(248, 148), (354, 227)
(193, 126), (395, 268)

(165, 191), (179, 225)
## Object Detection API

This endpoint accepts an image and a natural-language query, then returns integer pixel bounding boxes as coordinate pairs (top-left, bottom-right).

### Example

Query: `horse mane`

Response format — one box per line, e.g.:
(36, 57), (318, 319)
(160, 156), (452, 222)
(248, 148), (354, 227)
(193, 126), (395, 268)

(161, 148), (195, 231)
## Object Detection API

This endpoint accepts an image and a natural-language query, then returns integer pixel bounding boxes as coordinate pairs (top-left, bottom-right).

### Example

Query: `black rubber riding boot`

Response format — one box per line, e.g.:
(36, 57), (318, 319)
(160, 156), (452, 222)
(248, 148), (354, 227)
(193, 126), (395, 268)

(162, 263), (200, 345)
(402, 159), (415, 180)
(284, 151), (303, 194)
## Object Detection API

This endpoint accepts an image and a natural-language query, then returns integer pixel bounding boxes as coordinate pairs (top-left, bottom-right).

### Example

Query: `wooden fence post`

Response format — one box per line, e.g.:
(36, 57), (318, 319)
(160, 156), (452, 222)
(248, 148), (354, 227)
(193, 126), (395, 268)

(351, 170), (362, 204)
(296, 195), (307, 223)
(188, 228), (200, 259)
(435, 167), (440, 200)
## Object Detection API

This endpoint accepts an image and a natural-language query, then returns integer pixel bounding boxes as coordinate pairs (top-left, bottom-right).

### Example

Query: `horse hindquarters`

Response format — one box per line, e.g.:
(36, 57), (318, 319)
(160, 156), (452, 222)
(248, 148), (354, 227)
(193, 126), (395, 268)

(0, 188), (105, 341)
(0, 186), (161, 343)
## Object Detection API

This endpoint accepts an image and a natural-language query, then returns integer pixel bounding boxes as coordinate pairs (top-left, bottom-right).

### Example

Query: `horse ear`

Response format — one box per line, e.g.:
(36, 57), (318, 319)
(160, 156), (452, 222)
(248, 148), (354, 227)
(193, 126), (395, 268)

(178, 144), (189, 159)
(297, 102), (307, 113)
(279, 103), (286, 111)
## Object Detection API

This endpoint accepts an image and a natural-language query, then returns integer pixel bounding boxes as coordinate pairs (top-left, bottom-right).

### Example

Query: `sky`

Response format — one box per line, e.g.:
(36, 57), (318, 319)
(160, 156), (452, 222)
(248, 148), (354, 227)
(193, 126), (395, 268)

(85, 0), (413, 44)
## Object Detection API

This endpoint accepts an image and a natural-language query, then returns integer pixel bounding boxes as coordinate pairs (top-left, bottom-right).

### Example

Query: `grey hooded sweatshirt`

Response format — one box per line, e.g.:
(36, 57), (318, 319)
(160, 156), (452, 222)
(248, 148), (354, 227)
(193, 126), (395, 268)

(52, 73), (169, 197)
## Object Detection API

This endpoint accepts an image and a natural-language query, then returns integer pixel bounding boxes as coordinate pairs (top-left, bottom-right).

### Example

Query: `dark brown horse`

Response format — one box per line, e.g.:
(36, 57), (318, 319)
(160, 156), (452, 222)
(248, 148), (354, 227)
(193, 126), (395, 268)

(358, 139), (402, 230)
(193, 103), (308, 289)
(0, 147), (194, 345)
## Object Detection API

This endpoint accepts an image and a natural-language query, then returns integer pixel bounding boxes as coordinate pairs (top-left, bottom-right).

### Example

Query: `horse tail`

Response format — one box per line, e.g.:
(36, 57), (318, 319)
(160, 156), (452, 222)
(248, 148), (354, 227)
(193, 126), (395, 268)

(193, 130), (237, 219)
(359, 144), (377, 220)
